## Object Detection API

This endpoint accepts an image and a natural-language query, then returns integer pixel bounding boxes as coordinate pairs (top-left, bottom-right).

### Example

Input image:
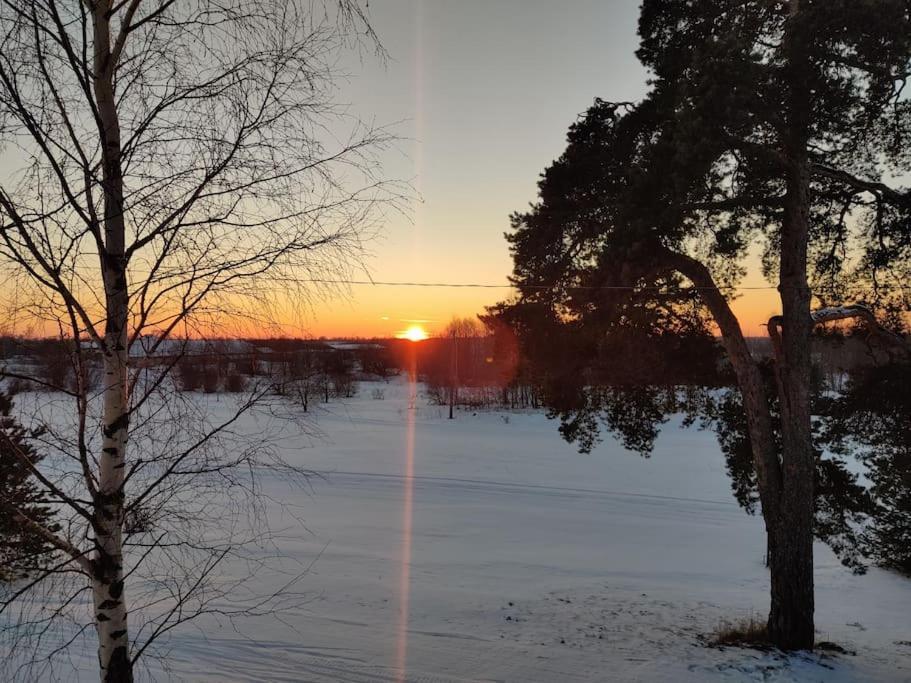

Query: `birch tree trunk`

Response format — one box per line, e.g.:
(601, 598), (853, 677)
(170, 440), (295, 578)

(92, 3), (132, 679)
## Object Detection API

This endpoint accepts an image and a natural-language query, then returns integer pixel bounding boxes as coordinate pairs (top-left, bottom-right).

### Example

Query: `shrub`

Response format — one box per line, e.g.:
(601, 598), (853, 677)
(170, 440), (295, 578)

(224, 372), (247, 393)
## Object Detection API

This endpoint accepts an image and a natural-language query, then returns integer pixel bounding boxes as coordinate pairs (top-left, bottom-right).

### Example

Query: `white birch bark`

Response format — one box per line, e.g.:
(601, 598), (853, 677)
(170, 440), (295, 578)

(91, 3), (132, 679)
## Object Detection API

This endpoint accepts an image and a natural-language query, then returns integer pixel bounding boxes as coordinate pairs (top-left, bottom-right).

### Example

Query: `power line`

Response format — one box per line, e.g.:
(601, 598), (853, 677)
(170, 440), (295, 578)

(298, 278), (782, 292)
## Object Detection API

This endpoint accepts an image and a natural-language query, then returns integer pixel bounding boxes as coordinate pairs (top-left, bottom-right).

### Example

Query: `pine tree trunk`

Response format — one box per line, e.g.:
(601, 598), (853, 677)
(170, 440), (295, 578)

(767, 510), (814, 649)
(767, 0), (815, 651)
(92, 3), (133, 679)
(654, 246), (815, 647)
(767, 182), (816, 649)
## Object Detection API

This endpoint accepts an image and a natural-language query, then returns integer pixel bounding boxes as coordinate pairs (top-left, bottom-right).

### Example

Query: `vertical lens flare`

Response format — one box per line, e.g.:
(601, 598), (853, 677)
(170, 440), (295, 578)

(395, 344), (417, 682)
(410, 0), (425, 273)
(397, 4), (424, 675)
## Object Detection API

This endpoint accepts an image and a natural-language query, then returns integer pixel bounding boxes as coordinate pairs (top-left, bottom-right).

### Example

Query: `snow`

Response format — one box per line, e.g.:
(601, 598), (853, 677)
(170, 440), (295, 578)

(7, 376), (911, 681)
(810, 305), (873, 325)
(128, 337), (258, 357)
(325, 340), (383, 350)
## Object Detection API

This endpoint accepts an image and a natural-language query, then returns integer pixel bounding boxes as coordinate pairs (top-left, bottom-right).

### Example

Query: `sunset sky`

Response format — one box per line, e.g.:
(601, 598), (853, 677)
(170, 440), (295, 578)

(0, 0), (782, 340)
(295, 0), (780, 340)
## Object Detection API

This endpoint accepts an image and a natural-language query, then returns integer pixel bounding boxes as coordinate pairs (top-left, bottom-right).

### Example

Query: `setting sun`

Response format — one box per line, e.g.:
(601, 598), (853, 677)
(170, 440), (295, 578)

(397, 325), (429, 342)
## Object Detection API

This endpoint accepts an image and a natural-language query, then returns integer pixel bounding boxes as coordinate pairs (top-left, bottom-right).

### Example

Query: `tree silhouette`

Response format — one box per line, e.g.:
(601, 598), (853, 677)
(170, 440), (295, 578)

(0, 1), (394, 678)
(499, 0), (911, 649)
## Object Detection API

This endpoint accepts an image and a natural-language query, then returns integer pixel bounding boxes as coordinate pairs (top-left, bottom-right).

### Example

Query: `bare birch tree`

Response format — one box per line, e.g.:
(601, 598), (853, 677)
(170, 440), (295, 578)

(0, 1), (398, 680)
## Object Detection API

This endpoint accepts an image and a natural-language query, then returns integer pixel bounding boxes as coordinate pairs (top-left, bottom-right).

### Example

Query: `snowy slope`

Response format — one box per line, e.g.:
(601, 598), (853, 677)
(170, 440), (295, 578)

(7, 377), (911, 681)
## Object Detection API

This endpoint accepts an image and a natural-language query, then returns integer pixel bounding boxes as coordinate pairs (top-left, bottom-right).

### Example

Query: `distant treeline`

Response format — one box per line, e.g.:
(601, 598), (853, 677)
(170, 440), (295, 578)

(0, 336), (399, 402)
(400, 324), (897, 415)
(0, 328), (891, 403)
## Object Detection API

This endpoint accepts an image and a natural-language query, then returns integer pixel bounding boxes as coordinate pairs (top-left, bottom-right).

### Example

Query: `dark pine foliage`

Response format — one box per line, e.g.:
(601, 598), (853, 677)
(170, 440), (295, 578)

(824, 362), (911, 575)
(0, 391), (59, 581)
(696, 362), (874, 573)
(493, 1), (911, 590)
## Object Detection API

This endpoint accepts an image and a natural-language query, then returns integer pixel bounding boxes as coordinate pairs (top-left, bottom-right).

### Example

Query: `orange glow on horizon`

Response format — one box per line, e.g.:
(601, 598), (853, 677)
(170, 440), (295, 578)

(3, 273), (783, 341)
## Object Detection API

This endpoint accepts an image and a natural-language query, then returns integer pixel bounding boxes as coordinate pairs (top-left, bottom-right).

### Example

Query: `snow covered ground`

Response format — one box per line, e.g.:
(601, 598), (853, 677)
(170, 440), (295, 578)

(9, 376), (911, 681)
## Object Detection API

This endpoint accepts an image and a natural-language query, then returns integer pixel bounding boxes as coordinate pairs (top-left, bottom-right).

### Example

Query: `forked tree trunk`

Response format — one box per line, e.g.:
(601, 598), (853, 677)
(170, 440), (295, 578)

(767, 0), (815, 650)
(765, 224), (816, 649)
(765, 186), (816, 650)
(655, 246), (816, 650)
(92, 3), (133, 680)
(662, 2), (818, 651)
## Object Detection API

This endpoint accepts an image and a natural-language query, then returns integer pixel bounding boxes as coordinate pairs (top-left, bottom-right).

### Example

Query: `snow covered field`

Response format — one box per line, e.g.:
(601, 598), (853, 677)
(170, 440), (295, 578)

(9, 376), (911, 681)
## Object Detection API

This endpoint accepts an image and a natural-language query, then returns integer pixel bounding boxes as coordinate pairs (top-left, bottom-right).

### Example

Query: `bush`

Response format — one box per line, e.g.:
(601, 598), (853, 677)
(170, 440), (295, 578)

(36, 343), (72, 391)
(224, 372), (247, 393)
(201, 365), (219, 393)
(6, 377), (33, 395)
(176, 358), (203, 391)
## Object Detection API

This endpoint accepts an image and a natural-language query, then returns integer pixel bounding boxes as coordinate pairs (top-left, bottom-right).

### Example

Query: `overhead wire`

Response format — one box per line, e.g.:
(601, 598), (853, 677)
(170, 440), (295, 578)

(294, 278), (781, 292)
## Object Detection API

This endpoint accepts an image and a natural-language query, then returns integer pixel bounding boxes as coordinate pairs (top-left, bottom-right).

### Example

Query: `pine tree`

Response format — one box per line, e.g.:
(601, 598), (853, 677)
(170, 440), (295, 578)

(0, 391), (59, 582)
(499, 0), (911, 649)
